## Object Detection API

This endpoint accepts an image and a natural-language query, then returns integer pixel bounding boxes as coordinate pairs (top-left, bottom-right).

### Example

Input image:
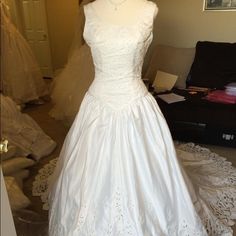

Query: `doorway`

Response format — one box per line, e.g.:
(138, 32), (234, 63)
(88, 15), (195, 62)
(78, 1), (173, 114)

(12, 0), (54, 77)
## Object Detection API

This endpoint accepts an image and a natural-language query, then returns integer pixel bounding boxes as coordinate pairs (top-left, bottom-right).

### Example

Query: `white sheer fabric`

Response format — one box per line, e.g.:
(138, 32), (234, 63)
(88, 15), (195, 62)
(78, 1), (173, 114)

(49, 0), (94, 125)
(49, 44), (94, 125)
(1, 2), (48, 104)
(46, 1), (236, 235)
(1, 94), (56, 160)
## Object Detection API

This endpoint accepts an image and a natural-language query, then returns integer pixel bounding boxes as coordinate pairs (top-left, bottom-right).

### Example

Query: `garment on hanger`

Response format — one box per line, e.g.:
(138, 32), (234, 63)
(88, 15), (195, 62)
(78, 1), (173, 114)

(1, 2), (48, 104)
(46, 1), (236, 236)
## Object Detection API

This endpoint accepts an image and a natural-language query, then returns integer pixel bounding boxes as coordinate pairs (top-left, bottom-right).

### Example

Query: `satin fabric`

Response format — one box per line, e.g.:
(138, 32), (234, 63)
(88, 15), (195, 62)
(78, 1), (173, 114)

(47, 1), (235, 235)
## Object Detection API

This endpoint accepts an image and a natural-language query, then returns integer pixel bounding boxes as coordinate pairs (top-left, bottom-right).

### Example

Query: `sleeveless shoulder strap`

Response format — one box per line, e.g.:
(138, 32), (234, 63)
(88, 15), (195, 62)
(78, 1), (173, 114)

(83, 2), (95, 23)
(147, 1), (159, 22)
(82, 3), (95, 46)
(140, 1), (158, 28)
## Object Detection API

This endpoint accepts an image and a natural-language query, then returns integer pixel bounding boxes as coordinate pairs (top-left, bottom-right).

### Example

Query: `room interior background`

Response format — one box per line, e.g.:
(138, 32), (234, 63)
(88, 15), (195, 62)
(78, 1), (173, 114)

(2, 1), (236, 235)
(6, 0), (236, 76)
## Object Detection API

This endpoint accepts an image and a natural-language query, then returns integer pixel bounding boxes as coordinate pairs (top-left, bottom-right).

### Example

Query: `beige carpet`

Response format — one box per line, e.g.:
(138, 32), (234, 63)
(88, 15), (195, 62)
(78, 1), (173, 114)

(22, 100), (236, 234)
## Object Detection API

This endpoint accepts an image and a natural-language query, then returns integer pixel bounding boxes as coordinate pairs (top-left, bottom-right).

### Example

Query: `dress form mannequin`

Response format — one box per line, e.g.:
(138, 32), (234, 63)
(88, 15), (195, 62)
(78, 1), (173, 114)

(91, 0), (158, 25)
(46, 0), (236, 235)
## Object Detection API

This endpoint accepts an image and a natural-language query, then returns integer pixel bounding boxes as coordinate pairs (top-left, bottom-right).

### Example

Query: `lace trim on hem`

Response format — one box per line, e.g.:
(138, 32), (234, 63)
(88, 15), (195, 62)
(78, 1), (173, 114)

(32, 142), (236, 235)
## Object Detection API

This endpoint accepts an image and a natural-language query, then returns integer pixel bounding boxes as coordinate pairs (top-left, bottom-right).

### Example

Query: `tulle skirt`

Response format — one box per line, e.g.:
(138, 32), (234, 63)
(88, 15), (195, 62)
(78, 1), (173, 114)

(49, 44), (94, 125)
(1, 10), (48, 104)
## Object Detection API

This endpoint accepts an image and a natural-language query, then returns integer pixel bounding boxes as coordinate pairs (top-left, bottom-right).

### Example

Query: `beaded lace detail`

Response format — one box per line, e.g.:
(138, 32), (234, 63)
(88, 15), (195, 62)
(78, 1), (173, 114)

(175, 142), (236, 236)
(33, 142), (236, 235)
(48, 186), (207, 236)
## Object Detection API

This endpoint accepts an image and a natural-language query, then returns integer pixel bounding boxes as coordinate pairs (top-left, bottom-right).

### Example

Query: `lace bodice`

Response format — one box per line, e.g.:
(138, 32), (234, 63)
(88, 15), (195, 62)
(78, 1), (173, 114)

(83, 1), (158, 110)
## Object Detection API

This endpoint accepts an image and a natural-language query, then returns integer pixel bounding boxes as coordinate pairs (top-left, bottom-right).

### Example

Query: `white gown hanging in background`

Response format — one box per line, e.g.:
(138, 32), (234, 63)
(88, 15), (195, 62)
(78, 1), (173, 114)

(46, 1), (236, 236)
(1, 2), (48, 104)
(49, 0), (93, 125)
(49, 43), (94, 125)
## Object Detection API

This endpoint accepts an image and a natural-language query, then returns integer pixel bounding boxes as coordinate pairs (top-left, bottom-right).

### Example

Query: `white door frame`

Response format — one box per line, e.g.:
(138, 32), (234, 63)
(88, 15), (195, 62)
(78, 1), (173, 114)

(18, 0), (53, 77)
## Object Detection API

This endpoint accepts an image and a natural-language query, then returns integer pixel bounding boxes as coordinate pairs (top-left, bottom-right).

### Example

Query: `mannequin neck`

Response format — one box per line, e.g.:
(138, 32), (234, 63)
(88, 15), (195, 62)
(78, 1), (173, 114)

(92, 0), (147, 25)
(106, 0), (139, 8)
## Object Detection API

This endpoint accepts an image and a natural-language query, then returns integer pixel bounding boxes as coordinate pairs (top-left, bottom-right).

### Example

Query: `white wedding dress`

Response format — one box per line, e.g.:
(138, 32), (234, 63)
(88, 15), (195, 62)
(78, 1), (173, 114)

(47, 1), (236, 235)
(1, 2), (48, 104)
(1, 94), (57, 160)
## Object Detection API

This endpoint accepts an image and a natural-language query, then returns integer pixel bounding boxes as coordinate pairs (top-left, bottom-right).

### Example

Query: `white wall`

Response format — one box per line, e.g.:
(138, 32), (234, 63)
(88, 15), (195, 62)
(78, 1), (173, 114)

(155, 0), (236, 47)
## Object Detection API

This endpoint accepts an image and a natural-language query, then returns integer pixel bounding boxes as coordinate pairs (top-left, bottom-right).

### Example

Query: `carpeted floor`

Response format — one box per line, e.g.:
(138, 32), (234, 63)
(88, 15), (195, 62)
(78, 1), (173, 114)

(22, 99), (236, 234)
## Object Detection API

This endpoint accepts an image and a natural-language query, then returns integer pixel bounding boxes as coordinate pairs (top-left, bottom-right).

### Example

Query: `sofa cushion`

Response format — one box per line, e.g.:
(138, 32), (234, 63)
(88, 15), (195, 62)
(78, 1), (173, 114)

(187, 41), (236, 89)
(145, 44), (195, 88)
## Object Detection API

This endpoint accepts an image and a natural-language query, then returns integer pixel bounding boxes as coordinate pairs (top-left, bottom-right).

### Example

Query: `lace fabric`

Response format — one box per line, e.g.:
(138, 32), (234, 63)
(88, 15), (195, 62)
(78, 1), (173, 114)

(175, 142), (236, 235)
(33, 142), (236, 235)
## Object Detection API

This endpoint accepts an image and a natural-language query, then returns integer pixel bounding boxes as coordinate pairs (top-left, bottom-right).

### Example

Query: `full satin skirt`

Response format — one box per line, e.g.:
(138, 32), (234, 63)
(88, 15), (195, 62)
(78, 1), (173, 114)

(47, 91), (236, 236)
